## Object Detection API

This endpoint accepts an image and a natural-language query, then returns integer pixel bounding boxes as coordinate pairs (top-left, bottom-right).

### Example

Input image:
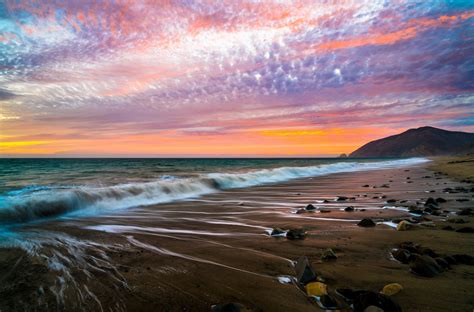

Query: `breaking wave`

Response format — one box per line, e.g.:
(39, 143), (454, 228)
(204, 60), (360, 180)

(0, 158), (429, 225)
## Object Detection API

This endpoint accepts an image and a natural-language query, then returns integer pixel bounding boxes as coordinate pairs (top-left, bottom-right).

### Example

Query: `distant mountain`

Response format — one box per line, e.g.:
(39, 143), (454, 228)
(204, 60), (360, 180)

(349, 126), (474, 157)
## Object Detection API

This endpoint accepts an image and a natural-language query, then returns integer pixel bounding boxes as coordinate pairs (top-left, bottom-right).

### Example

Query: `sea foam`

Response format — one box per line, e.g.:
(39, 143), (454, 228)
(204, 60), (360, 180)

(0, 158), (429, 224)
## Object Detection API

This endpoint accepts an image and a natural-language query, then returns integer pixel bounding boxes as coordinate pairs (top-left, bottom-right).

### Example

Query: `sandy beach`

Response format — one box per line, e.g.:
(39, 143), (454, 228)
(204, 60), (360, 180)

(0, 160), (473, 311)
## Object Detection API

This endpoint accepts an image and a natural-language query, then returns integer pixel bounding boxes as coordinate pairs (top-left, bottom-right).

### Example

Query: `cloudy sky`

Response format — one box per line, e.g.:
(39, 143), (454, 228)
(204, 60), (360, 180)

(1, 0), (473, 156)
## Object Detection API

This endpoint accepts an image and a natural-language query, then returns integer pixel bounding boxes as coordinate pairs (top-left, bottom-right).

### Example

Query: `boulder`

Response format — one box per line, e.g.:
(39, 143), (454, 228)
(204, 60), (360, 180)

(358, 219), (376, 227)
(295, 256), (317, 285)
(287, 229), (306, 240)
(380, 283), (403, 296)
(321, 248), (337, 261)
(409, 255), (443, 277)
(305, 282), (328, 296)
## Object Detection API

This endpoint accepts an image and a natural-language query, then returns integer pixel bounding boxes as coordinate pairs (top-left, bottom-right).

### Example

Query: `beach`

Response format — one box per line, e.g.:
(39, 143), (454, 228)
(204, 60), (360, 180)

(0, 159), (473, 311)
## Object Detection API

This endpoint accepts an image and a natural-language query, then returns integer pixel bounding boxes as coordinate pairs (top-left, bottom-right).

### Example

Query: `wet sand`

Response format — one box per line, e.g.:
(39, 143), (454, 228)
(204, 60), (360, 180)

(1, 162), (473, 311)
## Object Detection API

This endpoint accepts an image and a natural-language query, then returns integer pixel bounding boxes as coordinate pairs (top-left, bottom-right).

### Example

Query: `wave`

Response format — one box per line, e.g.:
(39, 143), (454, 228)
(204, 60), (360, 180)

(0, 158), (429, 225)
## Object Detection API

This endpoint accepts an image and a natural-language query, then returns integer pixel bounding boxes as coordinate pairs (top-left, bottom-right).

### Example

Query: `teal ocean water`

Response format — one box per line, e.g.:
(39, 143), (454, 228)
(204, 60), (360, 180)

(0, 158), (429, 226)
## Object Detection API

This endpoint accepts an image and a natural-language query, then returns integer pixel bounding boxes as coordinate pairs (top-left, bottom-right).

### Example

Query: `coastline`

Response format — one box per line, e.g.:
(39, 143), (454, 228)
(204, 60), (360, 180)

(0, 161), (473, 311)
(428, 155), (474, 182)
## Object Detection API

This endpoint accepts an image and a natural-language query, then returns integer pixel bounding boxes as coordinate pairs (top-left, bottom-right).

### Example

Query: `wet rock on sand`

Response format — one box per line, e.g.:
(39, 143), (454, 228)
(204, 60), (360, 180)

(286, 228), (306, 240)
(352, 291), (402, 312)
(380, 283), (403, 296)
(396, 220), (411, 231)
(321, 248), (337, 261)
(270, 228), (286, 237)
(305, 282), (327, 296)
(317, 295), (338, 310)
(305, 204), (316, 211)
(409, 255), (443, 277)
(344, 206), (355, 212)
(358, 218), (376, 227)
(295, 256), (317, 285)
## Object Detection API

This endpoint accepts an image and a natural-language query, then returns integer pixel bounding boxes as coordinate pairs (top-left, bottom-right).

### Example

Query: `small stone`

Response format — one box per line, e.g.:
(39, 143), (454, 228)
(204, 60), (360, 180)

(318, 295), (338, 309)
(358, 218), (376, 227)
(270, 228), (285, 236)
(386, 199), (397, 204)
(305, 204), (316, 211)
(392, 249), (412, 264)
(396, 220), (411, 231)
(424, 198), (438, 207)
(456, 227), (474, 233)
(435, 197), (447, 203)
(336, 196), (349, 201)
(362, 184), (370, 187)
(295, 256), (317, 285)
(295, 209), (306, 214)
(381, 283), (403, 296)
(321, 248), (337, 261)
(305, 282), (328, 296)
(286, 228), (306, 240)
(344, 206), (355, 212)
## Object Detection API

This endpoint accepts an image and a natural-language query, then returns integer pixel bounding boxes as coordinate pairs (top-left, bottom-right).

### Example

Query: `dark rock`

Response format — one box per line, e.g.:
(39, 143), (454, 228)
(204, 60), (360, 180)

(456, 198), (469, 202)
(321, 248), (337, 261)
(270, 228), (285, 236)
(435, 258), (450, 270)
(457, 208), (472, 216)
(336, 196), (349, 201)
(295, 209), (306, 214)
(211, 303), (245, 312)
(305, 204), (316, 211)
(424, 198), (438, 207)
(442, 225), (455, 231)
(392, 248), (412, 264)
(287, 228), (306, 240)
(335, 288), (356, 301)
(435, 197), (447, 203)
(409, 209), (424, 215)
(380, 184), (390, 188)
(362, 184), (370, 187)
(295, 256), (317, 285)
(424, 207), (433, 214)
(360, 209), (366, 212)
(452, 254), (474, 265)
(456, 227), (474, 233)
(344, 206), (355, 212)
(319, 295), (338, 309)
(352, 291), (402, 312)
(386, 199), (397, 204)
(419, 247), (438, 258)
(409, 255), (443, 277)
(381, 195), (387, 199)
(358, 218), (376, 227)
(443, 255), (457, 265)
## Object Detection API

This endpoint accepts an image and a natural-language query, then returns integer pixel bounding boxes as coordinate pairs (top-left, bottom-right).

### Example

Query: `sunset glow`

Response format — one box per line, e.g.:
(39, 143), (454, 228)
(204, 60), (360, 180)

(1, 1), (473, 157)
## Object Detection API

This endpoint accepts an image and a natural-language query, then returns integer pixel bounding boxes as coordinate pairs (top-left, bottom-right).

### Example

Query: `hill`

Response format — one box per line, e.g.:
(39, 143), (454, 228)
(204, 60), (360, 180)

(349, 126), (474, 157)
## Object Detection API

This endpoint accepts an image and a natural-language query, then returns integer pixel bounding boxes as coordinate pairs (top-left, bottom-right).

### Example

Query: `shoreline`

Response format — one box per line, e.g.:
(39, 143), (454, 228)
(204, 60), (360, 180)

(0, 161), (473, 311)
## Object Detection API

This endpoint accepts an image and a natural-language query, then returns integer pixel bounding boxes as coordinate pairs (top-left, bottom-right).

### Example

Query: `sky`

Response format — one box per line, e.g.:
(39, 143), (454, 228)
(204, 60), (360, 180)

(0, 0), (473, 157)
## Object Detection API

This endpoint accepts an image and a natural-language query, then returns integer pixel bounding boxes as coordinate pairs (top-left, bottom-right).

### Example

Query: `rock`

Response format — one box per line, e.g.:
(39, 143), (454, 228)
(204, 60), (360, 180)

(380, 283), (403, 296)
(305, 282), (328, 296)
(319, 209), (331, 213)
(305, 204), (316, 211)
(358, 219), (376, 227)
(211, 303), (248, 312)
(435, 258), (450, 270)
(323, 199), (330, 203)
(318, 295), (338, 309)
(295, 256), (317, 285)
(287, 229), (306, 240)
(352, 291), (402, 312)
(409, 255), (443, 277)
(344, 206), (355, 212)
(443, 255), (457, 265)
(295, 209), (306, 214)
(270, 228), (286, 236)
(442, 225), (455, 231)
(456, 227), (474, 233)
(336, 196), (349, 201)
(397, 220), (411, 231)
(452, 254), (474, 265)
(435, 197), (447, 203)
(457, 208), (472, 216)
(321, 248), (337, 261)
(424, 198), (438, 207)
(392, 249), (412, 264)
(456, 198), (469, 202)
(362, 184), (370, 187)
(386, 199), (397, 204)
